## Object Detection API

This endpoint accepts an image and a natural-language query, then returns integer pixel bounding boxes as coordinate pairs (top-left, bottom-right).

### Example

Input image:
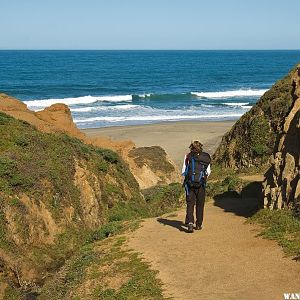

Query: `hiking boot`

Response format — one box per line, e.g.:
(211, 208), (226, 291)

(187, 223), (194, 233)
(195, 225), (202, 230)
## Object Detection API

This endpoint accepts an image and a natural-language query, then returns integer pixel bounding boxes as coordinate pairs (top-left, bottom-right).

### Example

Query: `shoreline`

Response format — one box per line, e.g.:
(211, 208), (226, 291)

(83, 120), (234, 168)
(79, 119), (236, 131)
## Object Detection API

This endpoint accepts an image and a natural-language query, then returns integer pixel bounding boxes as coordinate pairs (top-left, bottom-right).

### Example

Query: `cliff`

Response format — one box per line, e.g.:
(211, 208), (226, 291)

(213, 66), (296, 170)
(263, 65), (300, 214)
(0, 111), (145, 293)
(0, 94), (180, 189)
(0, 94), (182, 297)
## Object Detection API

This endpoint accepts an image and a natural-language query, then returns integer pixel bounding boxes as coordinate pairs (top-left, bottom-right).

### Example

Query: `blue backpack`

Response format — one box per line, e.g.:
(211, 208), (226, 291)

(184, 152), (211, 189)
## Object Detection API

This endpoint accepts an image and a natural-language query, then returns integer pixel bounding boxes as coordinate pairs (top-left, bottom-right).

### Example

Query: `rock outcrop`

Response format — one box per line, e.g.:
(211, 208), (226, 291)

(213, 66), (296, 170)
(0, 94), (180, 188)
(263, 65), (300, 213)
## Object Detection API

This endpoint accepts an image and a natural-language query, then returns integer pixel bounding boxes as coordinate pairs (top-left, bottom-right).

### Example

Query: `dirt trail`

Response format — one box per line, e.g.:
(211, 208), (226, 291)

(127, 199), (300, 300)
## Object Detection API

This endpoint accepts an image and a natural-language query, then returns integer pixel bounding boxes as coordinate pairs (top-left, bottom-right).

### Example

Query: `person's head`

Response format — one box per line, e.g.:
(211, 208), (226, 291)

(189, 140), (203, 154)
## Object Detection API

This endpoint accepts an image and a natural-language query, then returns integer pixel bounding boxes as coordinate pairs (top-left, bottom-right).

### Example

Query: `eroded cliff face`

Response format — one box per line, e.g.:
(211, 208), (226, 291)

(263, 66), (300, 213)
(0, 111), (143, 291)
(0, 94), (180, 188)
(213, 66), (296, 170)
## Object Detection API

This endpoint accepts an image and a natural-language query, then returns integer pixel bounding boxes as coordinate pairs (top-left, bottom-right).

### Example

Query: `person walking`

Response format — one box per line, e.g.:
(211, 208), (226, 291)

(182, 141), (211, 233)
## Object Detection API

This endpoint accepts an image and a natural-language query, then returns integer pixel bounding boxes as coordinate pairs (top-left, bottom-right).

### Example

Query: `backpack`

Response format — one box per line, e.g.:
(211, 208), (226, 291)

(184, 152), (211, 189)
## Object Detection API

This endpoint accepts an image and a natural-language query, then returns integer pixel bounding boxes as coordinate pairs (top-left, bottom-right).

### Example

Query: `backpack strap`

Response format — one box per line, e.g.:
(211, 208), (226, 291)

(198, 165), (203, 182)
(191, 156), (195, 182)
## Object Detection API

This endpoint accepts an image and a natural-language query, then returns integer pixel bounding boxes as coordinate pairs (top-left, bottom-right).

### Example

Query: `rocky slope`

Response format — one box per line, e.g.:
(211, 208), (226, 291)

(0, 94), (180, 188)
(0, 111), (145, 294)
(213, 65), (296, 170)
(263, 65), (300, 213)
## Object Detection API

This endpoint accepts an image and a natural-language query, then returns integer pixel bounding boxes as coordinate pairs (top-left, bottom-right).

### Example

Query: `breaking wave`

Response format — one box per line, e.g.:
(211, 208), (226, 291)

(191, 89), (267, 99)
(71, 104), (140, 112)
(24, 95), (133, 108)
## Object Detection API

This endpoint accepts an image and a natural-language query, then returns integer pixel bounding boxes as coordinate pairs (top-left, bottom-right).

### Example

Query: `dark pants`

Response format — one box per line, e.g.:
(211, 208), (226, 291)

(185, 187), (205, 226)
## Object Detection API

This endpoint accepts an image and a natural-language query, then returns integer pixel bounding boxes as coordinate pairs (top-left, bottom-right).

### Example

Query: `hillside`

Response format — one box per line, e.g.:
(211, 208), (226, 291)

(0, 94), (180, 189)
(213, 64), (298, 170)
(0, 111), (145, 294)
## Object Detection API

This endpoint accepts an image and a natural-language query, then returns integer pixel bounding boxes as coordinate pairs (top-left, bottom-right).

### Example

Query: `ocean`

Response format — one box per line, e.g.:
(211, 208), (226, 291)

(1, 50), (300, 128)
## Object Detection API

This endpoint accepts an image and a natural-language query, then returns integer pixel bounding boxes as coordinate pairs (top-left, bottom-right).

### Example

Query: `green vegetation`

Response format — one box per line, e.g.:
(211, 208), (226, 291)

(0, 111), (184, 299)
(206, 175), (243, 198)
(3, 285), (22, 300)
(213, 65), (296, 170)
(249, 209), (300, 258)
(40, 235), (164, 300)
(142, 183), (184, 217)
(249, 116), (270, 157)
(105, 183), (184, 222)
(37, 182), (183, 299)
(128, 146), (175, 172)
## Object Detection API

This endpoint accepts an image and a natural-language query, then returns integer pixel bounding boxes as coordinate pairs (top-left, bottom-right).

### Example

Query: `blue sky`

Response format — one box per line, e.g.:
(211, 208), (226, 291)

(1, 0), (300, 49)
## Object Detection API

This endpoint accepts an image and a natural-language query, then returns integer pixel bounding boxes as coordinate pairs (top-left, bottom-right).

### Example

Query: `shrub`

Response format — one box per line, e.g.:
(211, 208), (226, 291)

(96, 148), (119, 164)
(249, 116), (270, 157)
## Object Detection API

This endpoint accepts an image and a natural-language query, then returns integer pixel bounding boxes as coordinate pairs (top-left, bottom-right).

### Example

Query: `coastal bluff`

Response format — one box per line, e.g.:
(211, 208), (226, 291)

(0, 96), (182, 296)
(263, 66), (300, 212)
(213, 63), (300, 213)
(0, 93), (180, 189)
(213, 64), (297, 170)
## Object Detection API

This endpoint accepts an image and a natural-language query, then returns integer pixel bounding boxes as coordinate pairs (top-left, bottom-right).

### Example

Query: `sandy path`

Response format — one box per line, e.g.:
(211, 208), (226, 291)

(127, 200), (300, 300)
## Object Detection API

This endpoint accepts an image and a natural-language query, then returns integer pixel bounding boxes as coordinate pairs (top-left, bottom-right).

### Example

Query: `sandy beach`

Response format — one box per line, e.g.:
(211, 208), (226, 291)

(83, 121), (234, 169)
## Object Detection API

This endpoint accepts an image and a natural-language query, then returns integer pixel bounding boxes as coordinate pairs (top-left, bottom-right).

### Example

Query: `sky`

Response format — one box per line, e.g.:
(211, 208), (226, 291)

(0, 0), (300, 50)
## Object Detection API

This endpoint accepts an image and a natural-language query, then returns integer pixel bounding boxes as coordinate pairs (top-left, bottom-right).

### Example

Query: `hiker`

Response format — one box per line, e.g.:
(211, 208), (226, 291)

(182, 141), (211, 233)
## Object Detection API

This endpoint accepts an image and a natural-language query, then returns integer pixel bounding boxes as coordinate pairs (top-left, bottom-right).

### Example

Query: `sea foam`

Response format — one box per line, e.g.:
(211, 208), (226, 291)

(74, 113), (244, 123)
(71, 104), (140, 112)
(24, 95), (133, 108)
(222, 102), (250, 106)
(191, 89), (267, 98)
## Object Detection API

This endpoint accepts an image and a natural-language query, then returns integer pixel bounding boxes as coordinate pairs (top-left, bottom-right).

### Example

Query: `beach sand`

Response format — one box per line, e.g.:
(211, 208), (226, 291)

(83, 121), (234, 169)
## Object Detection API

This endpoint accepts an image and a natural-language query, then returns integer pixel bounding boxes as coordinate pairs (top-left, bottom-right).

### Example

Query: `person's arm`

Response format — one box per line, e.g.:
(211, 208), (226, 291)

(181, 154), (187, 176)
(206, 164), (211, 177)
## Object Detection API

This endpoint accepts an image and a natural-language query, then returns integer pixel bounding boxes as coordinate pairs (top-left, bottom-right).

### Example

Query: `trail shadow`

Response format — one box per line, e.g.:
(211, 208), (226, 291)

(213, 182), (263, 218)
(157, 218), (189, 233)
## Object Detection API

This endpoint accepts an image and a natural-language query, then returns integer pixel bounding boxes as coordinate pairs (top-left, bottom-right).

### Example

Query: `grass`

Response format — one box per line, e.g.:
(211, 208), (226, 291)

(206, 175), (243, 198)
(33, 182), (184, 299)
(248, 209), (300, 259)
(3, 286), (22, 300)
(128, 146), (175, 173)
(0, 112), (184, 298)
(142, 183), (184, 217)
(39, 226), (164, 300)
(0, 112), (144, 296)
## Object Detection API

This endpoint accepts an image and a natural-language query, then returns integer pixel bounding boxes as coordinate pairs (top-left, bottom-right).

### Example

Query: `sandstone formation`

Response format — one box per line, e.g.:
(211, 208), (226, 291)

(263, 66), (300, 213)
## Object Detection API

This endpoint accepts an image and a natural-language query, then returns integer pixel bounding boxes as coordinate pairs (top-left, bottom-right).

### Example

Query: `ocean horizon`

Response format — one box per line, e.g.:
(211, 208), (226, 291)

(1, 50), (300, 128)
